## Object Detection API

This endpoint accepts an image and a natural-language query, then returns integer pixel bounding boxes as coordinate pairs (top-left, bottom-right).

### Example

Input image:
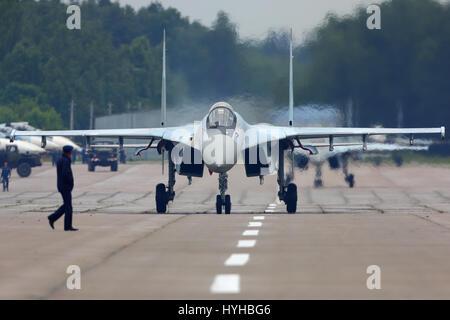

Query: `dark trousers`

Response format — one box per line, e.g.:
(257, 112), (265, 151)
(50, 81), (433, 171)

(49, 191), (73, 229)
(2, 178), (8, 191)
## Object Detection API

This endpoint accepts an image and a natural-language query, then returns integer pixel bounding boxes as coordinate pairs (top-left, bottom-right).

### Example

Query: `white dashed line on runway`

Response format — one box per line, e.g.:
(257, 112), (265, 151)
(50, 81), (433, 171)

(242, 230), (259, 236)
(248, 221), (262, 227)
(224, 254), (250, 266)
(210, 215), (264, 295)
(237, 240), (256, 248)
(210, 274), (240, 294)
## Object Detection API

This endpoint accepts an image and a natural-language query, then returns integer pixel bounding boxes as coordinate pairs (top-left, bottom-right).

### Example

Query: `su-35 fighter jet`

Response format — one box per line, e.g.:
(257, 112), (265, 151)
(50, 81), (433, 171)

(9, 30), (445, 214)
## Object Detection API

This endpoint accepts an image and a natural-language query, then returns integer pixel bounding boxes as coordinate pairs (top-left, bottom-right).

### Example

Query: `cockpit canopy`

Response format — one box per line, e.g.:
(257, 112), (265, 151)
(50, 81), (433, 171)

(207, 106), (236, 129)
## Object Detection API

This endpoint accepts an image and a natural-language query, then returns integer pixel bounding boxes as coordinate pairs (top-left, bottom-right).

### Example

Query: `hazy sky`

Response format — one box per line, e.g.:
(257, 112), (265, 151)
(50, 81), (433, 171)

(117, 0), (385, 42)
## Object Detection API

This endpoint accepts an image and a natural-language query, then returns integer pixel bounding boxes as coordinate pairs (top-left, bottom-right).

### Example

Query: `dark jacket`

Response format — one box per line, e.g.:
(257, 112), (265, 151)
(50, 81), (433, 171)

(1, 167), (11, 179)
(57, 154), (74, 193)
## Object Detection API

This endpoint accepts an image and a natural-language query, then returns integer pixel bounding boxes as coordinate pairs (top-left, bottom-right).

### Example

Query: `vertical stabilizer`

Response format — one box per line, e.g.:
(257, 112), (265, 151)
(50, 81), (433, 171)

(161, 29), (167, 127)
(288, 28), (294, 127)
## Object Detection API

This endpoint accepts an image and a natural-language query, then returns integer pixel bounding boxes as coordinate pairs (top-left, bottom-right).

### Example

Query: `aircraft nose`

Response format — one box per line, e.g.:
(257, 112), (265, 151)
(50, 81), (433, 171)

(203, 134), (237, 173)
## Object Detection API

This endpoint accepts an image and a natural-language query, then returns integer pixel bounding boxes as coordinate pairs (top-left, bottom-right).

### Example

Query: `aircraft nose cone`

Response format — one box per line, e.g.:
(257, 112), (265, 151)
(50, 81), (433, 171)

(203, 134), (237, 173)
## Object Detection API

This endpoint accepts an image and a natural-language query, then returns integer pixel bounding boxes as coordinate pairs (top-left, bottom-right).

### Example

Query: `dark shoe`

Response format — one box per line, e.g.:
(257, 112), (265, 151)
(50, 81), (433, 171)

(64, 227), (79, 231)
(48, 217), (55, 230)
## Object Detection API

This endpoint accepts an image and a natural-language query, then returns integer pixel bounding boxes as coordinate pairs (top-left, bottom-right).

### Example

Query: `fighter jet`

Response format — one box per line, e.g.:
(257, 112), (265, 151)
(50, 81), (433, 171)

(0, 137), (45, 155)
(9, 30), (445, 213)
(1, 126), (60, 151)
(1, 123), (81, 152)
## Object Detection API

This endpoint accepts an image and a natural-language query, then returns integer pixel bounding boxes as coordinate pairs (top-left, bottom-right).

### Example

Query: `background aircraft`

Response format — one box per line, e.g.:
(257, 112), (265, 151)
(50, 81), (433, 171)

(1, 123), (81, 152)
(293, 136), (431, 188)
(0, 137), (45, 177)
(0, 137), (45, 155)
(9, 31), (445, 214)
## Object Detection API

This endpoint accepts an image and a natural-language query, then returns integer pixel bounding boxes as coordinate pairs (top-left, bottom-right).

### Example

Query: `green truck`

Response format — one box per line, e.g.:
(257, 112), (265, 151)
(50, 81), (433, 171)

(0, 145), (42, 177)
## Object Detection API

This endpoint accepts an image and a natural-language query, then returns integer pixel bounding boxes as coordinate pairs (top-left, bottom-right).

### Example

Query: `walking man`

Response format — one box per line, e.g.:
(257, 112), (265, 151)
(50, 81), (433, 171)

(48, 145), (78, 231)
(1, 162), (11, 192)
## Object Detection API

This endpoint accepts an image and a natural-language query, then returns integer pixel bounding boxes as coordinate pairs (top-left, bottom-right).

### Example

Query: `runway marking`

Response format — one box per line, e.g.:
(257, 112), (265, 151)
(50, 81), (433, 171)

(224, 254), (250, 266)
(265, 200), (278, 213)
(242, 230), (259, 236)
(248, 221), (262, 227)
(237, 240), (256, 248)
(253, 216), (265, 220)
(210, 274), (240, 294)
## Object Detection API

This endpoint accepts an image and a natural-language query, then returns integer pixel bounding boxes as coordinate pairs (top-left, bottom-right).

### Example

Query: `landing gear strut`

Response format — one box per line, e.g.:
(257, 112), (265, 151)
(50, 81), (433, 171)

(277, 141), (298, 213)
(155, 144), (176, 213)
(216, 173), (231, 214)
(342, 153), (355, 188)
(314, 164), (323, 188)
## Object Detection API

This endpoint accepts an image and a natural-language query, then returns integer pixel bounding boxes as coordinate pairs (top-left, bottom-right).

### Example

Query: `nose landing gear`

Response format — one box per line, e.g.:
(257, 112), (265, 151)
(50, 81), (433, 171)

(216, 173), (231, 214)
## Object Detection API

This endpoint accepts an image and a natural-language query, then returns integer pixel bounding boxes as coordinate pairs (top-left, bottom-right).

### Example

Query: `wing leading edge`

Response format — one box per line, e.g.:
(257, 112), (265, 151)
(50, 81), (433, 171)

(283, 126), (445, 140)
(247, 125), (445, 150)
(10, 125), (195, 146)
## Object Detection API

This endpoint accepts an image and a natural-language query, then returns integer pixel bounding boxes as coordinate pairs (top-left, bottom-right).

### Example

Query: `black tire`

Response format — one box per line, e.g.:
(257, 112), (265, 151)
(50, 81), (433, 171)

(216, 195), (223, 214)
(224, 195), (231, 214)
(17, 162), (31, 178)
(155, 183), (167, 213)
(88, 162), (95, 172)
(286, 183), (297, 214)
(374, 157), (382, 166)
(393, 154), (403, 167)
(347, 174), (355, 188)
(111, 162), (118, 172)
(314, 179), (323, 188)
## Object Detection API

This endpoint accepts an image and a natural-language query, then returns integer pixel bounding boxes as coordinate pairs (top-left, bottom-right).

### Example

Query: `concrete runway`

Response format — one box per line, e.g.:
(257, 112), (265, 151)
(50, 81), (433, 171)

(1, 161), (450, 299)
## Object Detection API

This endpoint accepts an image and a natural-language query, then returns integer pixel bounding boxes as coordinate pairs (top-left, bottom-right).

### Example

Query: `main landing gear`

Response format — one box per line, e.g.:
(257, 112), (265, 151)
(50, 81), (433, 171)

(277, 142), (298, 213)
(342, 153), (355, 188)
(155, 144), (176, 213)
(216, 173), (231, 214)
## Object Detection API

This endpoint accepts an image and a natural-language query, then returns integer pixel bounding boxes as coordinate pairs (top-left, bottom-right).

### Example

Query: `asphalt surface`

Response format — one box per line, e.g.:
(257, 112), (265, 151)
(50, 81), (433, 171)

(1, 161), (450, 299)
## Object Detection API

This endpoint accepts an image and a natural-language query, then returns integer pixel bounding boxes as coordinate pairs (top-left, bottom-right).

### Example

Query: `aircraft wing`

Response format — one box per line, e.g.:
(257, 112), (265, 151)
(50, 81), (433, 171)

(10, 125), (195, 146)
(283, 126), (445, 140)
(247, 125), (445, 150)
(324, 143), (427, 152)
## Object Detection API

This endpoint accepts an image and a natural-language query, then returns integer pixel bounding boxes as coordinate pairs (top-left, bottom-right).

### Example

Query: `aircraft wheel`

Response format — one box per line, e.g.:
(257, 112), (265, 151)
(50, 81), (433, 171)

(224, 195), (231, 214)
(314, 179), (323, 188)
(286, 183), (297, 214)
(393, 154), (403, 167)
(216, 195), (223, 214)
(155, 183), (167, 213)
(346, 174), (355, 188)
